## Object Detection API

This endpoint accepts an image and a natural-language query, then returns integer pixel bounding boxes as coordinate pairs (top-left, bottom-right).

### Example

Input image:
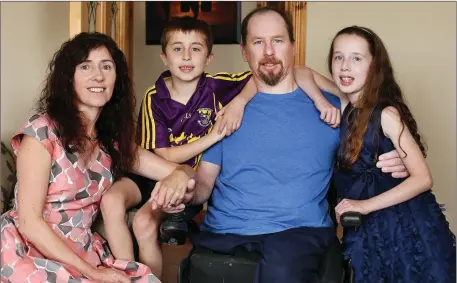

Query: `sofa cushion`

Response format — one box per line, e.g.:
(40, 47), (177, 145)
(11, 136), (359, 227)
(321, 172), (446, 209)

(1, 141), (16, 213)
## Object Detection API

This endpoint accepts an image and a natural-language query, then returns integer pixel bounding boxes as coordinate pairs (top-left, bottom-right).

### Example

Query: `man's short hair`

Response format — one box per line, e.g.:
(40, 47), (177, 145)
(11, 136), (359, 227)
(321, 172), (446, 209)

(161, 16), (213, 55)
(241, 6), (295, 46)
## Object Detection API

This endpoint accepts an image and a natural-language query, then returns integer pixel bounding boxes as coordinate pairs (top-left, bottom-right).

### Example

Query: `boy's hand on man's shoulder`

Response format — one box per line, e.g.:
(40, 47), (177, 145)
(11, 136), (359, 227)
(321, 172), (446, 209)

(215, 97), (247, 136)
(210, 116), (227, 141)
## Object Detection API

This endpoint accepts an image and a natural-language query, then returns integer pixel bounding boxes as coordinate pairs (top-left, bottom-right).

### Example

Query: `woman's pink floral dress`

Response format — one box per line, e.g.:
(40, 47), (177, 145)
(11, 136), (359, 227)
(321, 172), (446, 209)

(1, 114), (161, 283)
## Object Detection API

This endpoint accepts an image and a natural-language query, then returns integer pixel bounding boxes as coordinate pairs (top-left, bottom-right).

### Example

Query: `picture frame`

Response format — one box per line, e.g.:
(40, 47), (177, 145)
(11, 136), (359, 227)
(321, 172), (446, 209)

(145, 1), (241, 45)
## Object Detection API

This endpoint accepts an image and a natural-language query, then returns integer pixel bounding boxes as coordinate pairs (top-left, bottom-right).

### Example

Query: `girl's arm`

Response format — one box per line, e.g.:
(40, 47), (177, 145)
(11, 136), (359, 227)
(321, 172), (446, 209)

(336, 107), (432, 216)
(365, 107), (432, 212)
(295, 66), (350, 112)
(293, 66), (340, 127)
(15, 136), (107, 280)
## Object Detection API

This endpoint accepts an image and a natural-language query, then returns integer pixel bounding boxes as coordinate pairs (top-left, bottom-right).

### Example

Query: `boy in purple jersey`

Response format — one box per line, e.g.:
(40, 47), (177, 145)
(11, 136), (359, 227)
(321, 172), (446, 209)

(100, 16), (341, 278)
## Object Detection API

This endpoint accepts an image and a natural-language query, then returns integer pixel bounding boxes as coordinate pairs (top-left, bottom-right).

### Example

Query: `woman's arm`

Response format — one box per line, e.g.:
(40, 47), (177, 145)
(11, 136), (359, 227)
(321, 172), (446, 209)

(16, 136), (100, 279)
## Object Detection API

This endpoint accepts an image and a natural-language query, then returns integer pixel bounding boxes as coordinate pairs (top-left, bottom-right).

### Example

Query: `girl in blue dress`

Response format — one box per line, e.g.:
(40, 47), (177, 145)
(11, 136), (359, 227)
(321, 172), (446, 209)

(329, 26), (456, 282)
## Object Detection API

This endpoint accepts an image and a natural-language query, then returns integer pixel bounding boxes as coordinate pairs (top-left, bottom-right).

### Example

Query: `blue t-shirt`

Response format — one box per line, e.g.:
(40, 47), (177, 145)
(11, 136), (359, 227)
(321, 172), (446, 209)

(201, 88), (340, 235)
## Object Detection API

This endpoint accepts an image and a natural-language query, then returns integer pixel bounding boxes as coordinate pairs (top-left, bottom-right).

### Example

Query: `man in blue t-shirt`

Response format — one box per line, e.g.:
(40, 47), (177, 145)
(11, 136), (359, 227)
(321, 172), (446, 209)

(184, 9), (340, 283)
(200, 88), (340, 236)
(159, 7), (408, 283)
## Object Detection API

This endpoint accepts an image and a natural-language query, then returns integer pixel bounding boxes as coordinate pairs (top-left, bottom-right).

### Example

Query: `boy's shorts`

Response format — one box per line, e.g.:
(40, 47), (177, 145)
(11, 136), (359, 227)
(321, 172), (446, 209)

(126, 172), (157, 209)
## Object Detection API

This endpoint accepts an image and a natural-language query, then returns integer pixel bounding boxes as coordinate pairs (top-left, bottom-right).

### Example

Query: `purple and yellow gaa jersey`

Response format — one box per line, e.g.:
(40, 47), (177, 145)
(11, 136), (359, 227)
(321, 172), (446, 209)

(138, 70), (252, 168)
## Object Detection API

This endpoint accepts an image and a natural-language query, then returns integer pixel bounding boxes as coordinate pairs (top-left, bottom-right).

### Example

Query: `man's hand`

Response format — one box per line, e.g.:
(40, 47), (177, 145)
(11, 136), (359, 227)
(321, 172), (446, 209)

(157, 178), (196, 213)
(377, 150), (409, 178)
(149, 169), (193, 210)
(151, 178), (196, 211)
(161, 204), (185, 214)
(314, 99), (340, 128)
(214, 97), (247, 136)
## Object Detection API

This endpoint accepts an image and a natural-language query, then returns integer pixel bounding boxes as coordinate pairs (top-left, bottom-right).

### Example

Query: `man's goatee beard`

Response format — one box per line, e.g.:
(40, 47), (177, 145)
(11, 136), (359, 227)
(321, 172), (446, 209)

(259, 70), (284, 86)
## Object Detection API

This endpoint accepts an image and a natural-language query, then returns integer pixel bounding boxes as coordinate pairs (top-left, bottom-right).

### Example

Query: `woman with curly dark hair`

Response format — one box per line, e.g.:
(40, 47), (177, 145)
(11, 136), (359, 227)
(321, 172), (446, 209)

(330, 26), (456, 282)
(0, 32), (194, 283)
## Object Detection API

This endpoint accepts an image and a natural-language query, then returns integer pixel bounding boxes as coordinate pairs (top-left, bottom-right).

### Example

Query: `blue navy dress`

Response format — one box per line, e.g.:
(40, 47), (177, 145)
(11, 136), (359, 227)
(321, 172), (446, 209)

(333, 105), (456, 283)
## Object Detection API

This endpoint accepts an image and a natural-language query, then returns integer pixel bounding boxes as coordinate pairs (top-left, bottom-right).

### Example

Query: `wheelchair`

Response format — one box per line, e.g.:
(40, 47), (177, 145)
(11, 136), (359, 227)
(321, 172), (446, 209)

(159, 184), (362, 283)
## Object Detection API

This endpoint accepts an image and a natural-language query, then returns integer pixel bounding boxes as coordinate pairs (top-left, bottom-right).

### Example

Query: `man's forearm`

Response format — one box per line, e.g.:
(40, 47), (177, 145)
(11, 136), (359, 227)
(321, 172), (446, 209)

(189, 181), (213, 205)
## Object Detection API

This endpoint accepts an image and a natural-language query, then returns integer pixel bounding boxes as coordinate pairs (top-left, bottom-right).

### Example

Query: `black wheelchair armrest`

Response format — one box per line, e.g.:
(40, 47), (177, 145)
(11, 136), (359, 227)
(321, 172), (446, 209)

(340, 212), (362, 228)
(160, 213), (190, 245)
(160, 205), (202, 245)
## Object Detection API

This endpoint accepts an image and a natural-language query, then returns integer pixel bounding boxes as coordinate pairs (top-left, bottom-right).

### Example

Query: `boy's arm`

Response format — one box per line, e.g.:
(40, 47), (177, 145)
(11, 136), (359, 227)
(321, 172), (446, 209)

(154, 117), (226, 163)
(209, 71), (252, 105)
(139, 87), (213, 164)
(294, 66), (341, 128)
(210, 71), (255, 135)
(214, 77), (257, 135)
(140, 83), (226, 164)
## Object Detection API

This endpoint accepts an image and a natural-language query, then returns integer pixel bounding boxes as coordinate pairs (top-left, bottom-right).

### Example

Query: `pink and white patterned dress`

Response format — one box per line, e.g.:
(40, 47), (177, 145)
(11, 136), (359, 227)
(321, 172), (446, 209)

(0, 114), (161, 283)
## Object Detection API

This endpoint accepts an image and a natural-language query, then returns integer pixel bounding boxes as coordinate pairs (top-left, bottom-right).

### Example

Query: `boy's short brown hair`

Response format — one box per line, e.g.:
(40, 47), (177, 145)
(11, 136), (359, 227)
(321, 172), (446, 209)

(161, 17), (213, 55)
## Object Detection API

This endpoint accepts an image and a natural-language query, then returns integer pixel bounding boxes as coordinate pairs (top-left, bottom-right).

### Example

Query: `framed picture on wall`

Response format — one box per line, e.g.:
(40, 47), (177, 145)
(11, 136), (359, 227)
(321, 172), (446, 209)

(145, 1), (241, 45)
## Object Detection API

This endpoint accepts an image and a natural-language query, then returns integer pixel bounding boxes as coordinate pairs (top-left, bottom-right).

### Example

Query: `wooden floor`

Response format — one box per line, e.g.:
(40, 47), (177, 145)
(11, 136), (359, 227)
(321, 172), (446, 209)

(161, 243), (192, 283)
(160, 211), (343, 283)
(160, 210), (206, 283)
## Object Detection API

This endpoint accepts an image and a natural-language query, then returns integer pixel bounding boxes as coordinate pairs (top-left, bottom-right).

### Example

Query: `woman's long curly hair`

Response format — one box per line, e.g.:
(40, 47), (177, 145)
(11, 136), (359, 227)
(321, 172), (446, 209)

(327, 26), (427, 168)
(37, 32), (137, 179)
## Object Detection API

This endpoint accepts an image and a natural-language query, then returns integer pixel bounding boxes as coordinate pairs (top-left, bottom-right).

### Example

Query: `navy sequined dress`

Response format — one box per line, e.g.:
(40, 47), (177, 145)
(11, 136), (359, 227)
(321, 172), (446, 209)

(333, 105), (456, 282)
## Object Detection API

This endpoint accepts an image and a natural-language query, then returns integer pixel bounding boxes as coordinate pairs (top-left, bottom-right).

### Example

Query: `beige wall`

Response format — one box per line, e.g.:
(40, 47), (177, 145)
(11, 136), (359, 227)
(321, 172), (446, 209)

(306, 2), (456, 232)
(1, 2), (69, 144)
(132, 1), (257, 106)
(6, 3), (448, 231)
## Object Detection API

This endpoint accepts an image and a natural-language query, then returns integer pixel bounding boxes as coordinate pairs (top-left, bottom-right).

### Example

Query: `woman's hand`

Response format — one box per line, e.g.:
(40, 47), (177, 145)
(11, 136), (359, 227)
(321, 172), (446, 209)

(87, 266), (130, 283)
